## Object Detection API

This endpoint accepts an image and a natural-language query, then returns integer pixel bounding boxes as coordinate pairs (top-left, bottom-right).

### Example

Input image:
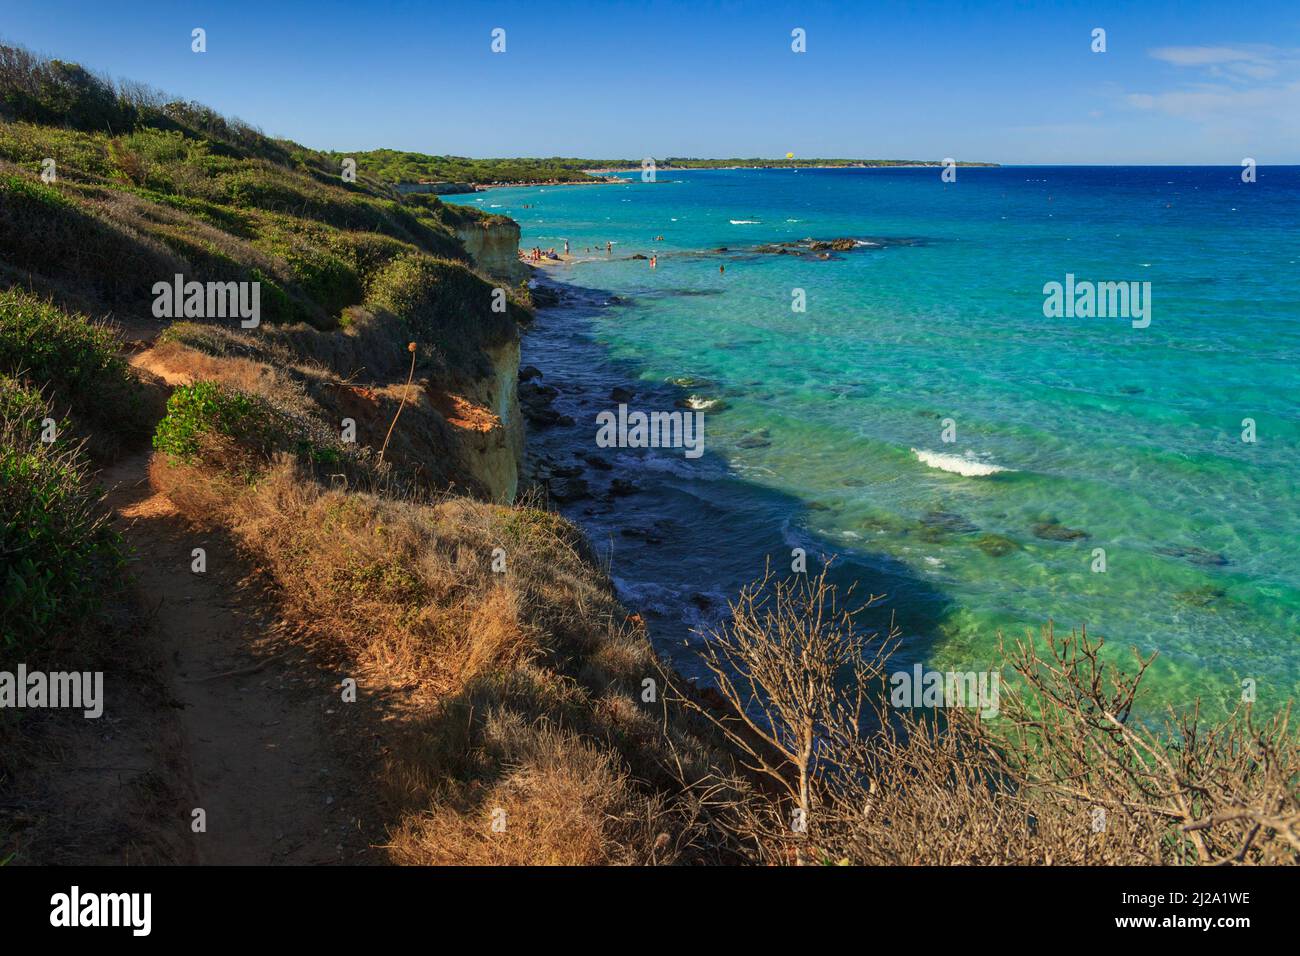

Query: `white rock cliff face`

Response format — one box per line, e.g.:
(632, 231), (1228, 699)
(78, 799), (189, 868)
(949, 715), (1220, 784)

(452, 220), (525, 503)
(456, 220), (525, 280)
(476, 340), (524, 503)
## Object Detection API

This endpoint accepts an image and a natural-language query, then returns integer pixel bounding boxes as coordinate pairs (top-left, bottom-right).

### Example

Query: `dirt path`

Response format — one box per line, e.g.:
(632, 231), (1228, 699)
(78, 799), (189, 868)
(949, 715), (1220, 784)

(101, 450), (374, 864)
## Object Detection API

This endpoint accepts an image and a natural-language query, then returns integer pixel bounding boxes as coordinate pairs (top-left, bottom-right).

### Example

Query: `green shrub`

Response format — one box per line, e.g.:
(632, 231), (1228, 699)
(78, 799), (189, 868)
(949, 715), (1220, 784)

(366, 253), (522, 385)
(0, 172), (72, 209)
(153, 380), (370, 485)
(0, 376), (121, 655)
(0, 122), (114, 179)
(152, 381), (285, 462)
(0, 288), (149, 440)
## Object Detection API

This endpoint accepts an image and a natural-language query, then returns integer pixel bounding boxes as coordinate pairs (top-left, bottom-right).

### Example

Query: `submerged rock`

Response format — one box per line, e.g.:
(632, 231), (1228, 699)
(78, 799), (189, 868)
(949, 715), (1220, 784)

(1175, 584), (1227, 608)
(1156, 545), (1230, 567)
(919, 510), (979, 541)
(975, 533), (1021, 557)
(1032, 520), (1090, 541)
(668, 375), (713, 389)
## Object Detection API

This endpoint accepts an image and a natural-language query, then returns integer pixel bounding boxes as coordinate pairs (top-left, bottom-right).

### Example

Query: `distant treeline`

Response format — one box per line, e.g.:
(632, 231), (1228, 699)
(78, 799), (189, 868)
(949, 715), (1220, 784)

(343, 150), (999, 185)
(339, 151), (606, 185)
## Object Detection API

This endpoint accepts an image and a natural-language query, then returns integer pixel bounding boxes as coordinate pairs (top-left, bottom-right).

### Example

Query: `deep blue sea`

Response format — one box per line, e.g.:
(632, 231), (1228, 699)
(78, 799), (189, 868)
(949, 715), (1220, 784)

(448, 166), (1300, 715)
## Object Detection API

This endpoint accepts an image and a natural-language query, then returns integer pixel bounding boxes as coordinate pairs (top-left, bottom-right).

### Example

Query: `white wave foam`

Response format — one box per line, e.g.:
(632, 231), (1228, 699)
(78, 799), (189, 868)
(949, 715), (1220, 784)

(911, 448), (1011, 477)
(610, 576), (681, 614)
(729, 219), (762, 225)
(684, 395), (723, 411)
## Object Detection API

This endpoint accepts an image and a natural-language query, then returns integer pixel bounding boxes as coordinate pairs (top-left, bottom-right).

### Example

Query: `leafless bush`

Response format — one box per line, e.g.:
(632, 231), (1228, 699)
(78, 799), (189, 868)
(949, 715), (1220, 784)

(670, 567), (1299, 865)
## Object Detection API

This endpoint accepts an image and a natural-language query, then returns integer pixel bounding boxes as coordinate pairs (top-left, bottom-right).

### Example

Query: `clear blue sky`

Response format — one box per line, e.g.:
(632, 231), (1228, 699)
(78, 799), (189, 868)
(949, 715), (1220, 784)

(4, 0), (1298, 163)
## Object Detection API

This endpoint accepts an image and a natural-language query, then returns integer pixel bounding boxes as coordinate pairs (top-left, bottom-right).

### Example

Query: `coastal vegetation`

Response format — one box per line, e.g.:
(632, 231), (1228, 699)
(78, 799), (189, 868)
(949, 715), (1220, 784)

(0, 41), (1294, 866)
(343, 151), (999, 187)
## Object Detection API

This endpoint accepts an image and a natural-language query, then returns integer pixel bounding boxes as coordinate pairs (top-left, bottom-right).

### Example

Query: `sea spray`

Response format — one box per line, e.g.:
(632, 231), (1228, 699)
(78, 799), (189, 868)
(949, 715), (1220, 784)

(911, 448), (1009, 477)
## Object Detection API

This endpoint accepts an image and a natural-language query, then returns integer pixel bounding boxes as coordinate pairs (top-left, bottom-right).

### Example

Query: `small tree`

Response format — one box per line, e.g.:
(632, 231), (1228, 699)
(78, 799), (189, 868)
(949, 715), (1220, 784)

(669, 563), (896, 864)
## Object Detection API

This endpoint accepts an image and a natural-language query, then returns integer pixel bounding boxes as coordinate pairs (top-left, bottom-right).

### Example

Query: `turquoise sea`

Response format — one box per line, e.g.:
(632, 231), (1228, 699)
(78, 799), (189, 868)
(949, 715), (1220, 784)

(447, 167), (1300, 716)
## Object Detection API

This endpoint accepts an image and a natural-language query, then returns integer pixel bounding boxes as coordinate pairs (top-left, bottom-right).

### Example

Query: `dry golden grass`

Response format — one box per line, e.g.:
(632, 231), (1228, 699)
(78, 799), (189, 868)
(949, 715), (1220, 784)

(151, 449), (738, 865)
(388, 717), (672, 866)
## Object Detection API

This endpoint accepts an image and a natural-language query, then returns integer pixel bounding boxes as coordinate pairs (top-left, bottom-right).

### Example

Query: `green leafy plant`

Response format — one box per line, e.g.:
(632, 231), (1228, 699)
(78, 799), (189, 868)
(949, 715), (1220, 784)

(152, 381), (284, 462)
(0, 376), (121, 654)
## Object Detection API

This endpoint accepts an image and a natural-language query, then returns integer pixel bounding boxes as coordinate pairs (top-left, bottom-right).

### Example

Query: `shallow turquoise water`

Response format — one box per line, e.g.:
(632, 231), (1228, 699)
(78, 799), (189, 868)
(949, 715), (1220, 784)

(448, 167), (1300, 716)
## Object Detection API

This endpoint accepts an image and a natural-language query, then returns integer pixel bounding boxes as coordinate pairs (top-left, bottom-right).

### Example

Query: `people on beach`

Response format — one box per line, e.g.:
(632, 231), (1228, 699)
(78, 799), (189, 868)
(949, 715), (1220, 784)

(650, 255), (657, 269)
(719, 264), (725, 274)
(564, 240), (569, 255)
(606, 241), (612, 254)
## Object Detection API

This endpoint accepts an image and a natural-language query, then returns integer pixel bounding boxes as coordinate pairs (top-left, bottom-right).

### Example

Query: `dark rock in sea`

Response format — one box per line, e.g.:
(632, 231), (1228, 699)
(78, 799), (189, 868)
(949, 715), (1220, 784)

(1118, 385), (1143, 395)
(975, 533), (1021, 557)
(840, 477), (867, 487)
(582, 453), (614, 471)
(556, 414), (575, 427)
(519, 381), (559, 404)
(1156, 545), (1229, 567)
(550, 463), (584, 479)
(1032, 520), (1090, 541)
(548, 477), (590, 503)
(631, 253), (648, 260)
(524, 406), (565, 428)
(808, 238), (857, 252)
(689, 592), (714, 611)
(736, 433), (773, 449)
(609, 478), (639, 496)
(530, 285), (563, 308)
(620, 527), (664, 544)
(519, 365), (543, 381)
(753, 237), (860, 258)
(611, 386), (636, 403)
